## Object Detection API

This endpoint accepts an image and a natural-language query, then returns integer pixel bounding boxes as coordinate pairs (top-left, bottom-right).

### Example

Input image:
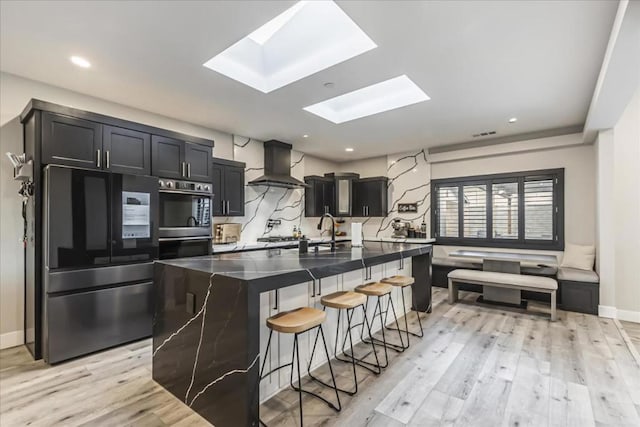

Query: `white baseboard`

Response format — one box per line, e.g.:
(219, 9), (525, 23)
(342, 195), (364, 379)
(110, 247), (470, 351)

(598, 305), (640, 323)
(598, 305), (617, 319)
(617, 309), (640, 323)
(0, 330), (23, 350)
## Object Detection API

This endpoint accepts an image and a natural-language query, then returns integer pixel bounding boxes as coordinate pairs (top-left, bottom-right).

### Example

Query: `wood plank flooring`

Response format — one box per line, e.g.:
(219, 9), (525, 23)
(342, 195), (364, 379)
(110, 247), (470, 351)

(1, 288), (639, 427)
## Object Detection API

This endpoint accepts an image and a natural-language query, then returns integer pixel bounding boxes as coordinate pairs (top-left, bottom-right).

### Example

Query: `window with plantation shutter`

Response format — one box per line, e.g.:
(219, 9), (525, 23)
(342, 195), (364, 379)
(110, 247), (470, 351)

(431, 169), (563, 250)
(524, 179), (554, 240)
(463, 185), (486, 238)
(492, 182), (518, 239)
(437, 186), (459, 238)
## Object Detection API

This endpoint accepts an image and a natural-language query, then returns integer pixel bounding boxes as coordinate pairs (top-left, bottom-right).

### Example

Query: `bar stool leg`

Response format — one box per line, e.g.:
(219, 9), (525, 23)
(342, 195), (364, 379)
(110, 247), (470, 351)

(384, 286), (425, 339)
(368, 294), (406, 352)
(335, 305), (382, 376)
(295, 326), (342, 412)
(360, 297), (392, 365)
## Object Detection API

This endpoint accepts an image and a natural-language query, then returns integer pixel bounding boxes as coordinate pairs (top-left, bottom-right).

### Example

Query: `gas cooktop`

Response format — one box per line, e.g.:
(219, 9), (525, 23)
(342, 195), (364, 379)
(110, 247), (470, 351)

(256, 236), (299, 243)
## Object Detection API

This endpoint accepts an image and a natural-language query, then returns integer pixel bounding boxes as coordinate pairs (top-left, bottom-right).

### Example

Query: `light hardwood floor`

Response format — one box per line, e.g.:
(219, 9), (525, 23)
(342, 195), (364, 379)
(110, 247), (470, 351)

(1, 288), (639, 427)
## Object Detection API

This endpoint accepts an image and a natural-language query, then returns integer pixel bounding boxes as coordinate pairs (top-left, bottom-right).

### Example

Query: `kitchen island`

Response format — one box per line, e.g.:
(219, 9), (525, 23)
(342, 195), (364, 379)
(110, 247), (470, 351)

(152, 241), (432, 427)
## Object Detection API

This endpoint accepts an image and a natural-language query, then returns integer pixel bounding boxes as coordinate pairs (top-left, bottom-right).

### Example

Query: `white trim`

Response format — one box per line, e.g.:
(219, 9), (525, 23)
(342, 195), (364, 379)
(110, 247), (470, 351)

(0, 330), (23, 350)
(617, 309), (640, 323)
(598, 305), (640, 323)
(598, 305), (618, 318)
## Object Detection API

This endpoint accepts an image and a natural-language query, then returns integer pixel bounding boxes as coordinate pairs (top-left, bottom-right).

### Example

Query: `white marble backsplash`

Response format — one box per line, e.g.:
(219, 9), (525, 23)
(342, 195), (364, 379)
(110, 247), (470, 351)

(218, 136), (431, 244)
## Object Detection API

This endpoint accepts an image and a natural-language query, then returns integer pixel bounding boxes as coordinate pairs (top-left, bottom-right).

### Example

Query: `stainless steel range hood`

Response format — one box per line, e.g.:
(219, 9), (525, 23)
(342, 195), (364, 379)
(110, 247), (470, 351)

(248, 140), (308, 189)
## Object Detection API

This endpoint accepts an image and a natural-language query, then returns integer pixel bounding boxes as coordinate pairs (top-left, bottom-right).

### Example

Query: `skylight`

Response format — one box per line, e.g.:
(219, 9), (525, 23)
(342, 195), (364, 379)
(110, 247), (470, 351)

(203, 1), (377, 93)
(303, 75), (430, 124)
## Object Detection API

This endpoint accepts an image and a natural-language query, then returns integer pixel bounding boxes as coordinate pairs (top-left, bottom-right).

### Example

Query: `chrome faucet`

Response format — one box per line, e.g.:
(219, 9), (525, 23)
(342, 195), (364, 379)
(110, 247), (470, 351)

(317, 213), (336, 252)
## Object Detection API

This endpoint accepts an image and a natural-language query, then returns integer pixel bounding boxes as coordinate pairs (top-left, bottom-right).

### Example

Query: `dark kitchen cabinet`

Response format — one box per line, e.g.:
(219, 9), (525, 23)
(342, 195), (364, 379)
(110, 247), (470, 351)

(42, 112), (103, 169)
(212, 158), (245, 217)
(354, 177), (388, 217)
(304, 176), (334, 217)
(103, 125), (151, 175)
(327, 173), (359, 217)
(152, 135), (184, 179)
(152, 136), (212, 181)
(185, 143), (213, 181)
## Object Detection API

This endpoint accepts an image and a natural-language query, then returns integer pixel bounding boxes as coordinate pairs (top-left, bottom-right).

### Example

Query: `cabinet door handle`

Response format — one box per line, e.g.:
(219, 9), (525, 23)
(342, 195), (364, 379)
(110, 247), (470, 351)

(187, 163), (191, 178)
(181, 162), (185, 177)
(96, 149), (101, 168)
(222, 200), (226, 215)
(273, 289), (279, 311)
(105, 150), (110, 169)
(227, 200), (230, 215)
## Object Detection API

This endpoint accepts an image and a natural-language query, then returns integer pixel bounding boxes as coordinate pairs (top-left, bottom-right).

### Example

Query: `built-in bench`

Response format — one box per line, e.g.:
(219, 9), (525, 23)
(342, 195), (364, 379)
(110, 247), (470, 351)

(448, 269), (558, 321)
(432, 247), (600, 315)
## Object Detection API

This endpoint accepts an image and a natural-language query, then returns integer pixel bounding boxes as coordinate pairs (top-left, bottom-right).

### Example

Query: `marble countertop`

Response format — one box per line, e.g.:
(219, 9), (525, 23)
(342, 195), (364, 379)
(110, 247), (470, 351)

(159, 241), (433, 288)
(211, 236), (435, 253)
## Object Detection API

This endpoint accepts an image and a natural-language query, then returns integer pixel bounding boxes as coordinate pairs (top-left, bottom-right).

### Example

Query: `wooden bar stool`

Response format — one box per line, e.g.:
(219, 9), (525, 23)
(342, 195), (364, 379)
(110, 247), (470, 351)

(308, 291), (382, 396)
(259, 307), (341, 427)
(355, 281), (407, 358)
(382, 275), (424, 348)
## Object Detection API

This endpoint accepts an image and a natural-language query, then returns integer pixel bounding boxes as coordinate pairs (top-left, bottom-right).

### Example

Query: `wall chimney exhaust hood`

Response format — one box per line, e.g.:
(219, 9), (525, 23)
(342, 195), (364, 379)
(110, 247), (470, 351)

(248, 140), (308, 189)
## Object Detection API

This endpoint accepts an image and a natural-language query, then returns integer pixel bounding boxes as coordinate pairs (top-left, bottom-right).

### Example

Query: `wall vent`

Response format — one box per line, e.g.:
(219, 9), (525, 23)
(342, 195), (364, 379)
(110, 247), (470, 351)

(472, 131), (497, 138)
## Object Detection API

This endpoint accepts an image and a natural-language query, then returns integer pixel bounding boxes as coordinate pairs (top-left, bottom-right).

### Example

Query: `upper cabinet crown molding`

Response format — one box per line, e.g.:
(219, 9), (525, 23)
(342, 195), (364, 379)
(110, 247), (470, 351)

(21, 99), (214, 148)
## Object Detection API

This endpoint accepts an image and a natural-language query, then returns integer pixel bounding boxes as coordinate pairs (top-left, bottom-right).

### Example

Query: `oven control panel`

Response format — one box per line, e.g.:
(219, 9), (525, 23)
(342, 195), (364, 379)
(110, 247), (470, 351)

(159, 179), (212, 194)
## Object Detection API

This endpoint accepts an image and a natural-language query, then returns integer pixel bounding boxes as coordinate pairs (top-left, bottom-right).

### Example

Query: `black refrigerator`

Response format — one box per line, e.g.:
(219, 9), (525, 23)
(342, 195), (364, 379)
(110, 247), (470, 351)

(39, 165), (158, 363)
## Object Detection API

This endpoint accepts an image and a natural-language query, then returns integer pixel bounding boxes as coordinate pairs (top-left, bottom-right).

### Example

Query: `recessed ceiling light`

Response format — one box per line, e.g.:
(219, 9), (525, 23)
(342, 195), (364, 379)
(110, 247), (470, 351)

(203, 1), (377, 93)
(508, 117), (518, 123)
(70, 56), (91, 68)
(303, 75), (430, 124)
(345, 148), (354, 152)
(303, 134), (309, 138)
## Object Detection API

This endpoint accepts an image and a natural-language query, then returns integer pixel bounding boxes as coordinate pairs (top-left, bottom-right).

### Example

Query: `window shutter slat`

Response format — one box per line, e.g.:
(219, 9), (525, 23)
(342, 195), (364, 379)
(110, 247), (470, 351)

(524, 179), (554, 240)
(463, 185), (487, 238)
(437, 186), (459, 238)
(492, 182), (519, 239)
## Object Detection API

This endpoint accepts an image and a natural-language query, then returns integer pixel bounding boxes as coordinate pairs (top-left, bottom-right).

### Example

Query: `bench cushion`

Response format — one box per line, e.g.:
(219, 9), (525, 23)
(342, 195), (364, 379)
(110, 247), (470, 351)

(557, 267), (599, 283)
(448, 269), (557, 291)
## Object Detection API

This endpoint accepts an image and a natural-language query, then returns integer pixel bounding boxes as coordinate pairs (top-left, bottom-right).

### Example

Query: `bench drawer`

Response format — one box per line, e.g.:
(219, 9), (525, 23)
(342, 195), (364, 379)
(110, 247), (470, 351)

(559, 280), (599, 315)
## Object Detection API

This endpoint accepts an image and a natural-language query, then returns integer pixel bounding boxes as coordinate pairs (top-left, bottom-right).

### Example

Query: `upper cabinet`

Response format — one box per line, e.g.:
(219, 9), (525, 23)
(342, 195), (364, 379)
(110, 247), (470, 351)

(353, 177), (388, 217)
(212, 158), (245, 217)
(327, 173), (359, 217)
(151, 135), (183, 179)
(42, 112), (151, 175)
(304, 173), (388, 217)
(26, 101), (214, 179)
(184, 143), (213, 182)
(103, 126), (150, 175)
(304, 176), (334, 217)
(42, 112), (103, 169)
(151, 136), (213, 181)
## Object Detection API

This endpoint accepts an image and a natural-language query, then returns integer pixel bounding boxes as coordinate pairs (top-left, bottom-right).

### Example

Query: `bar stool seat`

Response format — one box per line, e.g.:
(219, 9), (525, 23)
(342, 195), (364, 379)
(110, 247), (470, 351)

(382, 275), (415, 287)
(355, 282), (393, 296)
(267, 307), (326, 333)
(321, 291), (367, 309)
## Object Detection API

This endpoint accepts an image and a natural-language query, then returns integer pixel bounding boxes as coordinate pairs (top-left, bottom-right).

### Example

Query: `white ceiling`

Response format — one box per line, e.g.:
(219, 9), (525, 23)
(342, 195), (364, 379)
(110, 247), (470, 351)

(0, 0), (617, 161)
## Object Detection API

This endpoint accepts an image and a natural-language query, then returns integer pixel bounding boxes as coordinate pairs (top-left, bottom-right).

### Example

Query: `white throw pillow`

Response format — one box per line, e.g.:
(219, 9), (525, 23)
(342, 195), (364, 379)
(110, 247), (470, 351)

(560, 243), (596, 271)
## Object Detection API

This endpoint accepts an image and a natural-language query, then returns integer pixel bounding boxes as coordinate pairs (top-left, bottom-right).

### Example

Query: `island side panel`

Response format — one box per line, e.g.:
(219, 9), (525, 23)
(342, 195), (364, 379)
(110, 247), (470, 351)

(153, 263), (254, 427)
(411, 249), (433, 312)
